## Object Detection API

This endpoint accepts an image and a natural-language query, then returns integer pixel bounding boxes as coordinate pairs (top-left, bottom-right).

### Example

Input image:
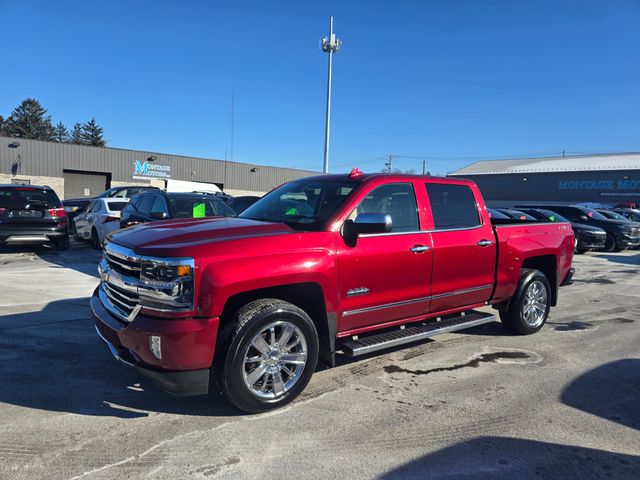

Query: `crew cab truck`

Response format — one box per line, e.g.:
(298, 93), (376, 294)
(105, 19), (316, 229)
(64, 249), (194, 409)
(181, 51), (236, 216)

(92, 171), (574, 413)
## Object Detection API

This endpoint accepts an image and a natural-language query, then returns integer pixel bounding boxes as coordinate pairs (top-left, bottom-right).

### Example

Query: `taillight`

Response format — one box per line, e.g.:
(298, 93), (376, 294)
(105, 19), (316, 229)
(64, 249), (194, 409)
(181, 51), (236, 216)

(101, 215), (120, 224)
(47, 208), (65, 217)
(0, 208), (5, 216)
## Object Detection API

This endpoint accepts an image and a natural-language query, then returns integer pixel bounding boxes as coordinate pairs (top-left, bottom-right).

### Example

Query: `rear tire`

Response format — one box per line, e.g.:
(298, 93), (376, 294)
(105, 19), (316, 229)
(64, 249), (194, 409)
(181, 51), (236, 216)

(216, 298), (319, 414)
(71, 222), (81, 241)
(500, 269), (551, 335)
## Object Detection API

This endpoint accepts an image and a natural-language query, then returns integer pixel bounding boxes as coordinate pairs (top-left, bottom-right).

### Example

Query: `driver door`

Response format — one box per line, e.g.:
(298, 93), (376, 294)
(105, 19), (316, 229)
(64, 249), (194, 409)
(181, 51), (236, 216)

(336, 181), (432, 333)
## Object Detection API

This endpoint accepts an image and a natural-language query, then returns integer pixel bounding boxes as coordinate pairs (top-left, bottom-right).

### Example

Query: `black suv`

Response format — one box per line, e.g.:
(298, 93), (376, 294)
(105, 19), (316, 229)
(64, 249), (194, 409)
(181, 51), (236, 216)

(517, 208), (607, 253)
(0, 184), (69, 250)
(517, 205), (640, 252)
(120, 191), (236, 228)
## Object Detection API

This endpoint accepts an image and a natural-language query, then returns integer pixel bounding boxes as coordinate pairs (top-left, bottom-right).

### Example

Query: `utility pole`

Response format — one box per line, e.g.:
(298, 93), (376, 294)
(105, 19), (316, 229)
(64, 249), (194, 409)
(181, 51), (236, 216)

(321, 16), (341, 174)
(230, 93), (235, 162)
(385, 154), (395, 173)
(422, 159), (426, 175)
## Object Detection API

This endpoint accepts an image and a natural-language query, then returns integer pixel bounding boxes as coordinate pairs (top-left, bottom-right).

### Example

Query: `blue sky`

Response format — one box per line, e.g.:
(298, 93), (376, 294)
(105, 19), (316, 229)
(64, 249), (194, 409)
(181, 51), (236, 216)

(1, 0), (639, 175)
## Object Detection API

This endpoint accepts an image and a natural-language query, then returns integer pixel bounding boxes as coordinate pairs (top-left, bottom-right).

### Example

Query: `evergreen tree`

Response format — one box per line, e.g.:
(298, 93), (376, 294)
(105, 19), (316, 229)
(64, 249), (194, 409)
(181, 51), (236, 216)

(0, 115), (6, 136)
(82, 118), (106, 147)
(5, 98), (55, 141)
(70, 122), (85, 144)
(54, 122), (69, 143)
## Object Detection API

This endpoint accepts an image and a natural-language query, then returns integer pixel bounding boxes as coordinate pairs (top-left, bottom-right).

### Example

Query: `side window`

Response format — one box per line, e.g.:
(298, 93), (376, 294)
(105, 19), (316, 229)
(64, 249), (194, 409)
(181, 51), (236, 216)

(350, 183), (419, 233)
(426, 183), (480, 230)
(150, 196), (168, 215)
(137, 195), (155, 214)
(113, 189), (129, 198)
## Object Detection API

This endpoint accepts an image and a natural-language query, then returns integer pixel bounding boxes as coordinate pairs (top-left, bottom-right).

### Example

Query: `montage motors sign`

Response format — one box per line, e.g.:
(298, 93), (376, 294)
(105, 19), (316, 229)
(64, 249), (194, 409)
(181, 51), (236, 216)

(132, 160), (171, 180)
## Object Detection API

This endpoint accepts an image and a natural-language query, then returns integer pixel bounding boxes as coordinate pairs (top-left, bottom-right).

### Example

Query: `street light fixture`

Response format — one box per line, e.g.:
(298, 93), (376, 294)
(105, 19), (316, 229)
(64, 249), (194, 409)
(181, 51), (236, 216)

(321, 16), (341, 174)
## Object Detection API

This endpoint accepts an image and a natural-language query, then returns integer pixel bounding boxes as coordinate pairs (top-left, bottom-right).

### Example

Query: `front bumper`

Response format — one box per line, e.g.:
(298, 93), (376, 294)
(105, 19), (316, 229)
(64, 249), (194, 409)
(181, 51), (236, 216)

(91, 288), (219, 396)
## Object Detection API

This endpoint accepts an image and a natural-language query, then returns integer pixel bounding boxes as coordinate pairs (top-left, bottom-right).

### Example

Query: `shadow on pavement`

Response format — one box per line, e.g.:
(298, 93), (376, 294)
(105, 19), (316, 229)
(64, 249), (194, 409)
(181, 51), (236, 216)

(561, 359), (640, 431)
(379, 436), (640, 479)
(0, 297), (240, 418)
(592, 252), (640, 266)
(0, 241), (101, 278)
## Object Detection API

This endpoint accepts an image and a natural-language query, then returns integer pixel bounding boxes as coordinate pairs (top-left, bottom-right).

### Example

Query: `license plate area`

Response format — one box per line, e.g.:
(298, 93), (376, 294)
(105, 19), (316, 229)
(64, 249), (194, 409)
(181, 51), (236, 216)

(15, 210), (43, 218)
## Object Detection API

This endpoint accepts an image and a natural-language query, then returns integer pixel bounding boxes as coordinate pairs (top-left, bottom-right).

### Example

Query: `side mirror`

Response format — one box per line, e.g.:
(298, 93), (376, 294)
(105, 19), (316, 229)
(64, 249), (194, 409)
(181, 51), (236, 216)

(579, 215), (589, 222)
(343, 213), (392, 239)
(149, 211), (168, 220)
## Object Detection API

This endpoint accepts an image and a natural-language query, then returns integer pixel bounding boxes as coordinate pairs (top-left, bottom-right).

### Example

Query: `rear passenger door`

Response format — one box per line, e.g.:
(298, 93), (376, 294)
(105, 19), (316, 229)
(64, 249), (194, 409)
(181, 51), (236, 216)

(425, 181), (496, 312)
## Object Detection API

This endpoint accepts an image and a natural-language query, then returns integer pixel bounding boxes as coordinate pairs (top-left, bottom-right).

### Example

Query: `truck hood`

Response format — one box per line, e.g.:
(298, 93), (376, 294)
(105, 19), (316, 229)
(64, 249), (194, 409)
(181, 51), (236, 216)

(107, 217), (294, 254)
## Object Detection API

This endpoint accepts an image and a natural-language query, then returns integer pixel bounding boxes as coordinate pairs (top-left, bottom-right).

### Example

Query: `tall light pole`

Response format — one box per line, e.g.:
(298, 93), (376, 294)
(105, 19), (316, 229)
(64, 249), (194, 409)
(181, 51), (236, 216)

(321, 16), (341, 174)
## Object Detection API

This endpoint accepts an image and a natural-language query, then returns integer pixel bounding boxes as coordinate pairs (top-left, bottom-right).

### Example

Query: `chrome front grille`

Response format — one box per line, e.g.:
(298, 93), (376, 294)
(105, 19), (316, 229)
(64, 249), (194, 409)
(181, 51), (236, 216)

(104, 244), (141, 279)
(100, 243), (143, 323)
(104, 282), (139, 313)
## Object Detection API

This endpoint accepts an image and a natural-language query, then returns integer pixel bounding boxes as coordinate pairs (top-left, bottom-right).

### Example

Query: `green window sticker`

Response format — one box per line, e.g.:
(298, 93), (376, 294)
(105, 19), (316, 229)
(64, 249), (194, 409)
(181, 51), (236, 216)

(285, 207), (298, 215)
(193, 202), (206, 218)
(549, 215), (556, 222)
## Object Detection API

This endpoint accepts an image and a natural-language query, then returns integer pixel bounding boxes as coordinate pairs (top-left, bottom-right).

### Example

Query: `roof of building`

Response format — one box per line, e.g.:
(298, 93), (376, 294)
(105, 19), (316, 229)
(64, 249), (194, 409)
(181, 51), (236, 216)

(448, 152), (640, 176)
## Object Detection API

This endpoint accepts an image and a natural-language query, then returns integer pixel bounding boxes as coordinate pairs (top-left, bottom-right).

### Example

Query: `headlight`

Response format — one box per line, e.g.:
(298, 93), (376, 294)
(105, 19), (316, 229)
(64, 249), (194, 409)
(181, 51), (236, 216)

(139, 258), (195, 311)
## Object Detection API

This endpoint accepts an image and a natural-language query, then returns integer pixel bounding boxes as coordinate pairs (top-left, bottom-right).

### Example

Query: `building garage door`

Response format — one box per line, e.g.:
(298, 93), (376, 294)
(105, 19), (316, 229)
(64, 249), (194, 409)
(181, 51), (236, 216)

(63, 171), (109, 199)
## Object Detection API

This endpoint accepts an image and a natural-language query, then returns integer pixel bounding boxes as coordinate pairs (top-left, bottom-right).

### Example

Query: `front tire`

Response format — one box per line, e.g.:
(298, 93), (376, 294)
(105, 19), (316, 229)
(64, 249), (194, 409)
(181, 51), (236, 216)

(217, 299), (319, 414)
(500, 269), (551, 335)
(602, 233), (617, 252)
(91, 228), (101, 250)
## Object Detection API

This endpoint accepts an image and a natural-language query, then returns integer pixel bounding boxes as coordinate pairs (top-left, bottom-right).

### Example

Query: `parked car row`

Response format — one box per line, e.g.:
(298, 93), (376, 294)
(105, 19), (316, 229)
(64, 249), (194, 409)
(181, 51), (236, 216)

(488, 204), (640, 253)
(1, 183), (261, 250)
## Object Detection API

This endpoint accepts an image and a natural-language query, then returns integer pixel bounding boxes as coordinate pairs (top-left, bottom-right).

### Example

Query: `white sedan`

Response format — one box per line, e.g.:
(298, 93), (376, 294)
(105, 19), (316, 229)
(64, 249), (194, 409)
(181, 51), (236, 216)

(74, 198), (129, 249)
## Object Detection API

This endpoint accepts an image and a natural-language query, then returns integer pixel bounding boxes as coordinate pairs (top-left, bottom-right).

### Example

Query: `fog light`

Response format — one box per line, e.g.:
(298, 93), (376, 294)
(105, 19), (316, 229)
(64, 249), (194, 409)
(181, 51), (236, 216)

(149, 335), (162, 360)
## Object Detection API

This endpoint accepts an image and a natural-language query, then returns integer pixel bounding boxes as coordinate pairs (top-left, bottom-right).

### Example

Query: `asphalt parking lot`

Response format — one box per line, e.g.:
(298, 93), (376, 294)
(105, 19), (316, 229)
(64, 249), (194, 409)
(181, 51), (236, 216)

(0, 242), (638, 479)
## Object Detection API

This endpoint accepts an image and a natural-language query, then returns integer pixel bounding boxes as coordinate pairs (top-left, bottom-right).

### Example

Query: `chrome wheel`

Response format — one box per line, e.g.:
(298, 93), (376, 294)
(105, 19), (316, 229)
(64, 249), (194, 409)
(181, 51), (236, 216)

(522, 280), (548, 328)
(242, 321), (308, 400)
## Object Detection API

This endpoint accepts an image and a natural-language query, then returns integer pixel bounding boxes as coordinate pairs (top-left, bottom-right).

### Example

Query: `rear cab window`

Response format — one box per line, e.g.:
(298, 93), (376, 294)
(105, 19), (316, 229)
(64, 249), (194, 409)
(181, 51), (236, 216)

(425, 183), (481, 230)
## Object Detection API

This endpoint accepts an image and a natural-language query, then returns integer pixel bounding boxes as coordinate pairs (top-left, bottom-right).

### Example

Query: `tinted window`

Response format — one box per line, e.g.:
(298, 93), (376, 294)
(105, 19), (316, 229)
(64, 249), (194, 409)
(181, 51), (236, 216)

(137, 195), (155, 214)
(0, 187), (61, 208)
(150, 196), (168, 214)
(349, 183), (419, 233)
(107, 201), (129, 212)
(426, 183), (480, 229)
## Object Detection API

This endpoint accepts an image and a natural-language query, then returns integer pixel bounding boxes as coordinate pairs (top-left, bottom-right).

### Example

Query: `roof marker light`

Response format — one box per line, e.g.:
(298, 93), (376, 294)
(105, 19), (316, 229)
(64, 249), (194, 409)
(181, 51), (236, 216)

(349, 168), (363, 178)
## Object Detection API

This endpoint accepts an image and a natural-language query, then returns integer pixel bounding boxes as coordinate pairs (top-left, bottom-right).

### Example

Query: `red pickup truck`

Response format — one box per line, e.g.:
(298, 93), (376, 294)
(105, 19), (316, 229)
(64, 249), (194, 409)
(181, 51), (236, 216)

(92, 171), (574, 413)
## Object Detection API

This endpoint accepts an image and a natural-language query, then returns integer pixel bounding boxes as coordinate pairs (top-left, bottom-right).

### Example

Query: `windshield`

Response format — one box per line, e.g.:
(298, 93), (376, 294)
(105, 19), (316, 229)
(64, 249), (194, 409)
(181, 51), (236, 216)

(599, 210), (626, 220)
(240, 179), (357, 231)
(581, 208), (607, 220)
(168, 196), (236, 218)
(537, 209), (569, 223)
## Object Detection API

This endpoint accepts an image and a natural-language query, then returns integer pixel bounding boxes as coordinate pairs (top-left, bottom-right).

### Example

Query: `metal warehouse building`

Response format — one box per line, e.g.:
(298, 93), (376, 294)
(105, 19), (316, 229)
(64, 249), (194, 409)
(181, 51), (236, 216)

(448, 152), (640, 207)
(0, 136), (318, 199)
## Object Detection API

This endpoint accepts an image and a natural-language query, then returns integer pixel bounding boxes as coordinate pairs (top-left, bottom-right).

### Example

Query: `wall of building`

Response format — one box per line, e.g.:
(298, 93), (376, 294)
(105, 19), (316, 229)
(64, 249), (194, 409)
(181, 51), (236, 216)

(452, 170), (640, 206)
(0, 136), (318, 195)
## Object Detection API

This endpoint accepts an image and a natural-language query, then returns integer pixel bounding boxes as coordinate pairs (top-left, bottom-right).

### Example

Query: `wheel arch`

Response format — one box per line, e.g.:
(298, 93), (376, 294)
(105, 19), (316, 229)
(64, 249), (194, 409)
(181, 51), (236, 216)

(218, 282), (336, 368)
(521, 255), (558, 306)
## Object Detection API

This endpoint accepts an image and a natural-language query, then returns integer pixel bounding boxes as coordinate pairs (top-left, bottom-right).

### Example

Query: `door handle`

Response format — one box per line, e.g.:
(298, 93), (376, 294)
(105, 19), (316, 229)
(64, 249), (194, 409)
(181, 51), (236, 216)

(410, 245), (430, 253)
(477, 239), (494, 247)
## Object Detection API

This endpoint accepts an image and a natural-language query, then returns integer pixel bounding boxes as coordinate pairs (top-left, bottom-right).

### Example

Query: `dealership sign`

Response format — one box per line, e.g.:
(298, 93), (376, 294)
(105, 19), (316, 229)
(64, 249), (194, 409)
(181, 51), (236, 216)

(132, 160), (171, 179)
(559, 179), (640, 190)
